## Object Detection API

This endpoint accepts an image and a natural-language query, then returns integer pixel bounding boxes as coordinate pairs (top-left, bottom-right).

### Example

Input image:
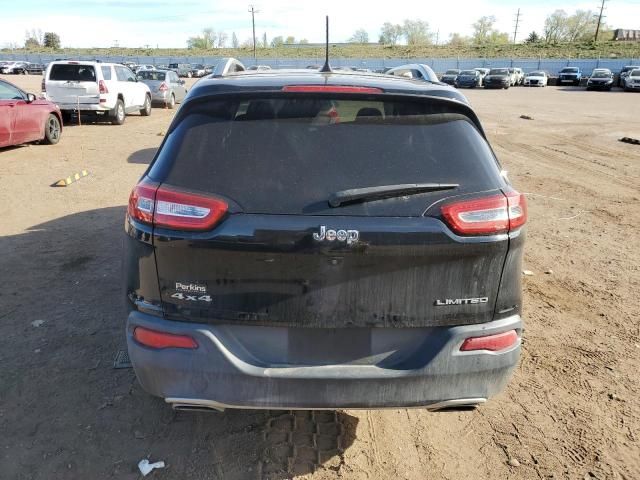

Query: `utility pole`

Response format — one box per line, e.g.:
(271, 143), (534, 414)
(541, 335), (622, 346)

(435, 29), (439, 46)
(248, 5), (259, 61)
(594, 0), (607, 42)
(513, 8), (522, 43)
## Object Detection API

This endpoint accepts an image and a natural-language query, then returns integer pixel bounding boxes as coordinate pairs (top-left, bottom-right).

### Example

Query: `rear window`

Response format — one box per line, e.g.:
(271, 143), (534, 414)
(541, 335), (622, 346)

(49, 64), (96, 82)
(444, 70), (459, 74)
(561, 68), (579, 73)
(138, 71), (166, 81)
(150, 97), (504, 216)
(489, 69), (508, 75)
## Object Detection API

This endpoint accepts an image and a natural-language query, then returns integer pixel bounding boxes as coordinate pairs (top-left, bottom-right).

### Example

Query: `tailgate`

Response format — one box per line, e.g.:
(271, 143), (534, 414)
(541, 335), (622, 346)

(147, 94), (511, 328)
(154, 214), (508, 328)
(46, 64), (99, 105)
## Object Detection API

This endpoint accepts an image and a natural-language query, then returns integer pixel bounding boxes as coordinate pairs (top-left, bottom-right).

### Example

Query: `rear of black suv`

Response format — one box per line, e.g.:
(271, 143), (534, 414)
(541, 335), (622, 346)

(124, 72), (526, 411)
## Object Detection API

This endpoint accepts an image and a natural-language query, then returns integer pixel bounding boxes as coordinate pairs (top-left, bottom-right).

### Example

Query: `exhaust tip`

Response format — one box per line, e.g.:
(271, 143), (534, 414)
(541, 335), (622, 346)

(166, 398), (225, 413)
(171, 404), (224, 413)
(427, 398), (486, 412)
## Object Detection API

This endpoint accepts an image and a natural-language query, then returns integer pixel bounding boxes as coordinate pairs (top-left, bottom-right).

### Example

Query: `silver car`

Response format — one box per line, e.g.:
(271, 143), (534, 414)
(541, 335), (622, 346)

(136, 69), (187, 109)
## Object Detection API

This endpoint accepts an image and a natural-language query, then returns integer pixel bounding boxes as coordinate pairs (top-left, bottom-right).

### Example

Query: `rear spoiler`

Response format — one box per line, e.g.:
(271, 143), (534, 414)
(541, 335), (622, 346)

(211, 58), (246, 78)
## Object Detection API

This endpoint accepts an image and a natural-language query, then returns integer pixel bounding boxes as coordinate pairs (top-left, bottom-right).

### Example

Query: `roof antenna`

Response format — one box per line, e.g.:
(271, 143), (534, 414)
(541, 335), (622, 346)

(320, 16), (332, 73)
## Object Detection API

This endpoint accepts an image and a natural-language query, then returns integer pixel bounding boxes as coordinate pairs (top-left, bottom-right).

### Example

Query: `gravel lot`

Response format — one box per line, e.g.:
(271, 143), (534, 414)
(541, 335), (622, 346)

(1, 73), (638, 480)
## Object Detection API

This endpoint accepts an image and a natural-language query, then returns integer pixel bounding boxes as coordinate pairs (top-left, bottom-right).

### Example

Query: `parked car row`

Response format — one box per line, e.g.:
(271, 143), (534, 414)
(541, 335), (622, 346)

(0, 61), (45, 75)
(438, 65), (639, 92)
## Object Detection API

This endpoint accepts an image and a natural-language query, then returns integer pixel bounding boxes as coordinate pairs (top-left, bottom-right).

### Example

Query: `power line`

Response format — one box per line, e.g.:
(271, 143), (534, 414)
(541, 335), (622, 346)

(248, 5), (260, 61)
(513, 8), (522, 44)
(594, 0), (608, 42)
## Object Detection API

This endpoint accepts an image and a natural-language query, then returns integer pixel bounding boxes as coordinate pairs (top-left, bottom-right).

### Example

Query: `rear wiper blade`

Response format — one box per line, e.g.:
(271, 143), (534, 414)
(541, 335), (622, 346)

(329, 183), (459, 207)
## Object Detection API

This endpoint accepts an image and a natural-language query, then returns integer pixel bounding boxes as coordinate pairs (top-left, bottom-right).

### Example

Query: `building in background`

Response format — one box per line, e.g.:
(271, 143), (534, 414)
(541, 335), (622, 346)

(614, 29), (640, 41)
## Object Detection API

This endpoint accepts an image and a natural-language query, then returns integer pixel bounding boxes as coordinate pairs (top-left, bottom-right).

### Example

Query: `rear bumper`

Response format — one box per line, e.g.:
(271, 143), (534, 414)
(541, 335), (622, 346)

(150, 92), (169, 103)
(55, 103), (112, 112)
(127, 312), (522, 409)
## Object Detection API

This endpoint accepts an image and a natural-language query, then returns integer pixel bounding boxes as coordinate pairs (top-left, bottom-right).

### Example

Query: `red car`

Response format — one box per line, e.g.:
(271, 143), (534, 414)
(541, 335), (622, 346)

(0, 78), (62, 148)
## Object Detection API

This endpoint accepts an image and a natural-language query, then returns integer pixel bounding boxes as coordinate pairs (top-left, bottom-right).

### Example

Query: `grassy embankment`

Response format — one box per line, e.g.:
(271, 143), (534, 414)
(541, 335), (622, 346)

(3, 41), (640, 59)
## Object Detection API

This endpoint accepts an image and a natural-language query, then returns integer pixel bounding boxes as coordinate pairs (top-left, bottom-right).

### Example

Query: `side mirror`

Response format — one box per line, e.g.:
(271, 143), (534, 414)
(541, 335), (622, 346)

(26, 93), (36, 103)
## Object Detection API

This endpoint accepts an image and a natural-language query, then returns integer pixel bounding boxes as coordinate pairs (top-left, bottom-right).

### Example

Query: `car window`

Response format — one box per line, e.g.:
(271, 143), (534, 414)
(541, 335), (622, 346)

(411, 70), (423, 78)
(0, 81), (25, 100)
(49, 64), (96, 82)
(138, 71), (166, 81)
(631, 69), (640, 76)
(116, 66), (136, 82)
(150, 97), (503, 216)
(101, 66), (112, 80)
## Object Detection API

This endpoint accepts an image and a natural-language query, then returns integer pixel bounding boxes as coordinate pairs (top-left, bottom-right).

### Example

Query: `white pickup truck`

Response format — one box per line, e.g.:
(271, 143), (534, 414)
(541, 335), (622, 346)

(43, 61), (151, 125)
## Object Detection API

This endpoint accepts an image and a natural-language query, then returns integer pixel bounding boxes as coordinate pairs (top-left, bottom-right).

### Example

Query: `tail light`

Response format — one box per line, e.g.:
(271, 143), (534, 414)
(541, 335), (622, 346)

(133, 327), (198, 349)
(441, 191), (527, 236)
(158, 82), (169, 92)
(154, 187), (228, 231)
(282, 85), (383, 94)
(41, 79), (46, 92)
(128, 180), (157, 224)
(99, 80), (108, 94)
(460, 330), (519, 352)
(127, 180), (228, 231)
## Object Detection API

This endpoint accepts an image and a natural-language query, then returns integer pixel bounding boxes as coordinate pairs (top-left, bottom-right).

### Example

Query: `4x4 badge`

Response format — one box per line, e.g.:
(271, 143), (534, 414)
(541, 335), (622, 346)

(313, 226), (359, 245)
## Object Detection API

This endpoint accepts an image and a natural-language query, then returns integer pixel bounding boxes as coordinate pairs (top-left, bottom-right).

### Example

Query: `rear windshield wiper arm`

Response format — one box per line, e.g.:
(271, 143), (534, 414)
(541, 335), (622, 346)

(329, 183), (459, 207)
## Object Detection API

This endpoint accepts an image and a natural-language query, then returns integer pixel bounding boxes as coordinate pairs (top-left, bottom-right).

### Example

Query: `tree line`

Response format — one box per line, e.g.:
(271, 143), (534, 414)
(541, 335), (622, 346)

(23, 29), (61, 49)
(187, 30), (309, 49)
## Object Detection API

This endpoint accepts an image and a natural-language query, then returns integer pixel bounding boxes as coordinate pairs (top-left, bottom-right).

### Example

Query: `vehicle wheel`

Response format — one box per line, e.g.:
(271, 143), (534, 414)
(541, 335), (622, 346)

(140, 95), (151, 116)
(42, 114), (62, 145)
(111, 99), (126, 125)
(168, 94), (175, 109)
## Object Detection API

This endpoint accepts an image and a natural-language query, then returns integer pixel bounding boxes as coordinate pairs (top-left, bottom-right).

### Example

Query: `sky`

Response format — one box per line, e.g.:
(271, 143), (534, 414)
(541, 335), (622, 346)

(2, 0), (639, 48)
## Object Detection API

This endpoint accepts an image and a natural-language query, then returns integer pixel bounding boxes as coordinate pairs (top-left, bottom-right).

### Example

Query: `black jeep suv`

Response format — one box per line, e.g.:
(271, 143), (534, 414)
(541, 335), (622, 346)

(124, 65), (526, 411)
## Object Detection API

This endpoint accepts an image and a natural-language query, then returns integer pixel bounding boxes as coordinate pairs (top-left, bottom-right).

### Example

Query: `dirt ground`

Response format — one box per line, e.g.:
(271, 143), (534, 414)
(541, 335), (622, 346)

(0, 73), (638, 480)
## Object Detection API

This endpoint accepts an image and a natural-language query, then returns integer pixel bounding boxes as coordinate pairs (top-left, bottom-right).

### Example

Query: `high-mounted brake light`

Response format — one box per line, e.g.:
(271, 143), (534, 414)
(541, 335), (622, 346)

(158, 82), (169, 92)
(460, 330), (519, 352)
(441, 191), (527, 236)
(282, 85), (383, 94)
(99, 80), (108, 94)
(127, 181), (228, 232)
(133, 327), (198, 349)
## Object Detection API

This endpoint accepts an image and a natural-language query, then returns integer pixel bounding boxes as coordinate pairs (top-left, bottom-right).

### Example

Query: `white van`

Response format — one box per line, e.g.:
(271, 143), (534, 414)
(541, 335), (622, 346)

(43, 61), (151, 125)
